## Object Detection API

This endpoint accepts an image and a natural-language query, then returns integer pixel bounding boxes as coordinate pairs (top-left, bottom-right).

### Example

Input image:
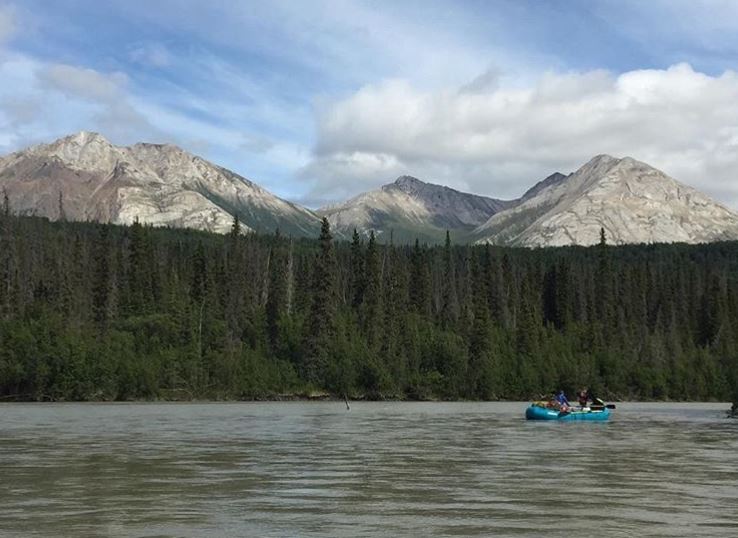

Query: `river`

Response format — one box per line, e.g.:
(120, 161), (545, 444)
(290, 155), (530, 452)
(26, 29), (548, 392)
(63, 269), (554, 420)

(1, 402), (736, 537)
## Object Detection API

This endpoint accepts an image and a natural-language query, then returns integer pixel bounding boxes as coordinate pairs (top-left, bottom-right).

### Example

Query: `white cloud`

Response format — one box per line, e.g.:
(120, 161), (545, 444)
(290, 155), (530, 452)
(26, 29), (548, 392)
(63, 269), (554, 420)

(40, 64), (128, 102)
(0, 54), (164, 152)
(305, 63), (738, 209)
(36, 63), (162, 143)
(0, 50), (311, 200)
(0, 4), (15, 44)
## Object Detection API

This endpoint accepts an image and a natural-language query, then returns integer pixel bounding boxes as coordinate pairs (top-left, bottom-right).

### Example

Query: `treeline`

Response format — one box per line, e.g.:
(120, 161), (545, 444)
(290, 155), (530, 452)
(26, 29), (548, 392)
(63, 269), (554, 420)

(1, 210), (737, 403)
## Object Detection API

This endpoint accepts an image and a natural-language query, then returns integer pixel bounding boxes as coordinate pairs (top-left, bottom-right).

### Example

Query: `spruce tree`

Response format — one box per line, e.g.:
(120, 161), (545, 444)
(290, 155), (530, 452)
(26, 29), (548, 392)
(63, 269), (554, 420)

(126, 218), (148, 314)
(190, 240), (208, 305)
(409, 239), (432, 317)
(515, 273), (542, 396)
(303, 218), (337, 383)
(1, 188), (9, 217)
(1, 212), (737, 403)
(58, 192), (66, 222)
(595, 226), (614, 338)
(92, 226), (114, 326)
(362, 231), (384, 351)
(230, 214), (241, 238)
(266, 232), (288, 354)
(468, 250), (496, 398)
(440, 230), (459, 328)
(0, 203), (15, 319)
(381, 236), (403, 370)
(349, 229), (366, 308)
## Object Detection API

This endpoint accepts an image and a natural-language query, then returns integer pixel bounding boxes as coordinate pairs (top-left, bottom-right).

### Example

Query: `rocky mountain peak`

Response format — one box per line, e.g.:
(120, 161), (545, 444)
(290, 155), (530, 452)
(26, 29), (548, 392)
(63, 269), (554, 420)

(322, 174), (510, 243)
(68, 130), (108, 143)
(394, 175), (424, 186)
(388, 175), (428, 194)
(588, 153), (618, 165)
(574, 153), (623, 180)
(30, 130), (118, 173)
(389, 175), (466, 199)
(4, 131), (738, 246)
(47, 130), (113, 153)
(520, 171), (568, 200)
(0, 131), (321, 236)
(474, 153), (738, 247)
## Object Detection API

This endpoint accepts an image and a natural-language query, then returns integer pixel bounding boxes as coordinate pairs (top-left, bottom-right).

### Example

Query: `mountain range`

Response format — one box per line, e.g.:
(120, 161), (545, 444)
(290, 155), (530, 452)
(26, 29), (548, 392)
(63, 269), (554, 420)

(474, 155), (738, 246)
(2, 131), (738, 247)
(0, 131), (319, 236)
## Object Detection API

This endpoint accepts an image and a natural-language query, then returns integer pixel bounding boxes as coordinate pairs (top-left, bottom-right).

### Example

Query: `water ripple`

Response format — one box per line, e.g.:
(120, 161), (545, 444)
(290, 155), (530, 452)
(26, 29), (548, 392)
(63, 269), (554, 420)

(0, 402), (736, 537)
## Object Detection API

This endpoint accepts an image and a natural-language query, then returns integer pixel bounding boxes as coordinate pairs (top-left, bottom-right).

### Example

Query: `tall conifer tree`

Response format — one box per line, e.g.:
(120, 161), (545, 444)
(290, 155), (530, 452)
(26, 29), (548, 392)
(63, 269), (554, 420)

(266, 231), (288, 353)
(304, 218), (337, 383)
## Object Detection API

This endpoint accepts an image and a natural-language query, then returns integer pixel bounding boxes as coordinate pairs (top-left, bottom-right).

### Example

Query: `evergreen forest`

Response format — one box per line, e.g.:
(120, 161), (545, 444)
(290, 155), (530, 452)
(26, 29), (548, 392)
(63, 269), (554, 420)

(1, 208), (737, 406)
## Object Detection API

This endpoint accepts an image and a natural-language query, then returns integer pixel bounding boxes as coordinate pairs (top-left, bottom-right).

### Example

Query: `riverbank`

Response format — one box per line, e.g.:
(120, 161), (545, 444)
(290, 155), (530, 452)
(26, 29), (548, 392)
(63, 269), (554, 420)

(2, 391), (734, 408)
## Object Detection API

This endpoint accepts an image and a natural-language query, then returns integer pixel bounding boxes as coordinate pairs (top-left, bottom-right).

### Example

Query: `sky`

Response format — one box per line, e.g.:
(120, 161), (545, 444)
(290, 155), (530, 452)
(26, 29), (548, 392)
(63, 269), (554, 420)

(2, 0), (738, 208)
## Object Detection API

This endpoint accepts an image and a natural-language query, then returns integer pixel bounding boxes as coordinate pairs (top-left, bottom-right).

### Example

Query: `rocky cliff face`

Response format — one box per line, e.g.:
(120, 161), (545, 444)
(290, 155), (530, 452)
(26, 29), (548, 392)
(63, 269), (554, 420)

(0, 131), (321, 235)
(473, 155), (738, 246)
(319, 175), (510, 243)
(4, 133), (738, 246)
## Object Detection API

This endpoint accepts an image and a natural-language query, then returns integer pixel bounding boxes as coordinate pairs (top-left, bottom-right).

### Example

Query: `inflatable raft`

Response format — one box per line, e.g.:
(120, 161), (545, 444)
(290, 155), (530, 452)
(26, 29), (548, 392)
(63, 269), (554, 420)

(525, 404), (611, 421)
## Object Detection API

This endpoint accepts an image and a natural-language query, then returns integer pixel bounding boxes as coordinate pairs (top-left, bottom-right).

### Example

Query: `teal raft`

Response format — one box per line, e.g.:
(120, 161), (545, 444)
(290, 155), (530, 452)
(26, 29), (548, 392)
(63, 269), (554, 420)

(525, 405), (611, 421)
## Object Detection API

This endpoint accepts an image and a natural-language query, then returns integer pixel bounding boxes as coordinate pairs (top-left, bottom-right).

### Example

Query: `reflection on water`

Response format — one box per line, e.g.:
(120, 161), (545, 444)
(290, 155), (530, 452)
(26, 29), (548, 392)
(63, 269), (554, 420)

(0, 402), (737, 537)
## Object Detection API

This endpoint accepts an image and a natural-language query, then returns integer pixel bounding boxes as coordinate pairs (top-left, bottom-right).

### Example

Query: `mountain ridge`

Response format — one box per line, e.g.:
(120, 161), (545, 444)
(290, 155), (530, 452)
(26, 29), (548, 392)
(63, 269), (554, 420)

(3, 132), (738, 246)
(473, 154), (738, 246)
(318, 174), (511, 243)
(0, 131), (321, 236)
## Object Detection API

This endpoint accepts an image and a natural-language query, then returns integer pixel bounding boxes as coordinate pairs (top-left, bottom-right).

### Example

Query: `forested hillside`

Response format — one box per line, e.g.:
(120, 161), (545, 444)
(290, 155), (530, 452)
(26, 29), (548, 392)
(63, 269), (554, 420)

(1, 206), (737, 403)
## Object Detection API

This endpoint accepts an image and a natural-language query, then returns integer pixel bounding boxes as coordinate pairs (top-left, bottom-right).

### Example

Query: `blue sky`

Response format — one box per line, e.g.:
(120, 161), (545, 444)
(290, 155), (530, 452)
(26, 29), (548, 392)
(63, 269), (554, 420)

(2, 1), (738, 207)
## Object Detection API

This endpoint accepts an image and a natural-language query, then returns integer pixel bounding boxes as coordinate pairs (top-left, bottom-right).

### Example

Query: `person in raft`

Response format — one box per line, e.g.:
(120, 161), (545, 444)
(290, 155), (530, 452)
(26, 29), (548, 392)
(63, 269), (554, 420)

(577, 387), (601, 407)
(577, 389), (589, 408)
(554, 390), (570, 411)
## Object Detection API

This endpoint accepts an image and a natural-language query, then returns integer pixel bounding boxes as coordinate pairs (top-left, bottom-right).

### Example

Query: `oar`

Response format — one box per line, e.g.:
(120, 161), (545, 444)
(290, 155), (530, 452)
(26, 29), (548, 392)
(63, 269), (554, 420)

(590, 404), (616, 410)
(591, 398), (616, 410)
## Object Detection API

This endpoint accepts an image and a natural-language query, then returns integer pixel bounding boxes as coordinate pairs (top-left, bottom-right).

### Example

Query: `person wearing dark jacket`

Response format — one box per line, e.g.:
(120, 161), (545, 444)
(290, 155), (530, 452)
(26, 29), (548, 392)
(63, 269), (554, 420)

(554, 390), (570, 410)
(578, 387), (598, 407)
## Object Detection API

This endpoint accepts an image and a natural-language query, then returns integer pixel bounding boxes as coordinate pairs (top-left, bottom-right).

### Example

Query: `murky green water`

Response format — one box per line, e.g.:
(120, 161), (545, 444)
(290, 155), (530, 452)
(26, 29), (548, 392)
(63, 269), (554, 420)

(0, 402), (736, 537)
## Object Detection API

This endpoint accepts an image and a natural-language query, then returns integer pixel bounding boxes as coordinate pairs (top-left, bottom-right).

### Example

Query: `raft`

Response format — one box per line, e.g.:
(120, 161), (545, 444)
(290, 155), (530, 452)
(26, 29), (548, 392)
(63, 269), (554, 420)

(525, 404), (611, 421)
